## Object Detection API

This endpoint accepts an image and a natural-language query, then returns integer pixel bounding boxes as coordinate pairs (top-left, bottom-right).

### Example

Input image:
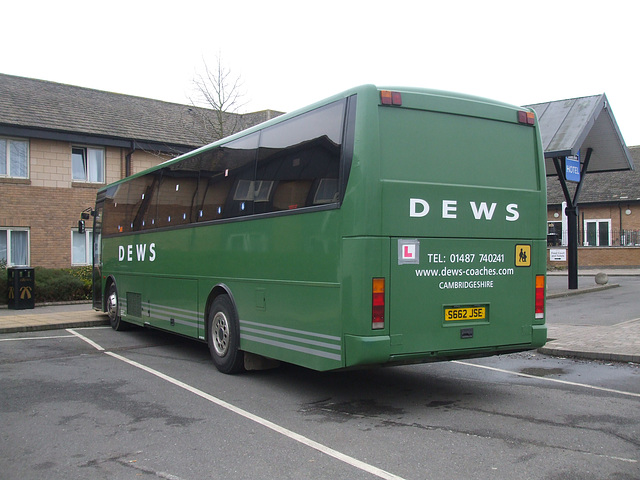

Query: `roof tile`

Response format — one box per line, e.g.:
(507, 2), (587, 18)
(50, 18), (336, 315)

(0, 73), (281, 148)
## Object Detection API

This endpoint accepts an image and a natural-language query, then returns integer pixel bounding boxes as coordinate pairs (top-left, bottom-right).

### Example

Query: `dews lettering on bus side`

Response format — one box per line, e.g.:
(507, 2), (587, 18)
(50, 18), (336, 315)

(118, 243), (156, 262)
(409, 198), (519, 221)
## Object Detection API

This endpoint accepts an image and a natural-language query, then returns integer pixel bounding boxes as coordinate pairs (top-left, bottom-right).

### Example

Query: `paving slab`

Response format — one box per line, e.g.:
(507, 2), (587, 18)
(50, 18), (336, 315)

(0, 307), (108, 333)
(541, 320), (640, 363)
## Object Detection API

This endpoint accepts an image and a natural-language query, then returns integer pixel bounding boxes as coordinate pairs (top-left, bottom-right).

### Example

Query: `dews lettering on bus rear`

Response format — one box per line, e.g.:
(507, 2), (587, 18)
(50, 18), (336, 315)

(409, 198), (519, 221)
(118, 243), (156, 262)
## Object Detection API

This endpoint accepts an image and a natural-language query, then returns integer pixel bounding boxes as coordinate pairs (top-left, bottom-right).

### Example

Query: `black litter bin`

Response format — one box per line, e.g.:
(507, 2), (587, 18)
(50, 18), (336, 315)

(7, 267), (35, 310)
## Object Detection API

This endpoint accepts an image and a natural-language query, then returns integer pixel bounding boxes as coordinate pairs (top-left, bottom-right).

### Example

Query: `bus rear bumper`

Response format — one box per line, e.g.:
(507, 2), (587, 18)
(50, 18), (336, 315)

(344, 325), (546, 368)
(531, 324), (547, 348)
(344, 326), (547, 368)
(344, 334), (391, 367)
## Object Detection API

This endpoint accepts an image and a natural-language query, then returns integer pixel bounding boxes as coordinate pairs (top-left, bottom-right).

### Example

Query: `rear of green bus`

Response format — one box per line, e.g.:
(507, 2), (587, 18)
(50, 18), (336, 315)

(342, 86), (547, 367)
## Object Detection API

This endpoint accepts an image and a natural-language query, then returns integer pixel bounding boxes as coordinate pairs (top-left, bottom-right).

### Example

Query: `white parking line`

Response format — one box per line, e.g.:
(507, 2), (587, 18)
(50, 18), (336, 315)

(0, 334), (75, 342)
(67, 329), (407, 480)
(453, 360), (640, 398)
(73, 326), (112, 330)
(614, 317), (640, 326)
(66, 328), (105, 351)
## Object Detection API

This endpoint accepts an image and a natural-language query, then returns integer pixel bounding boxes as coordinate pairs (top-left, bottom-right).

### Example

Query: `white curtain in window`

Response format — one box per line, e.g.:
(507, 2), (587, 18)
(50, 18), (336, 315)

(93, 231), (100, 265)
(10, 141), (28, 178)
(72, 148), (86, 180)
(72, 231), (86, 264)
(0, 230), (7, 262)
(0, 139), (6, 175)
(88, 148), (104, 183)
(11, 231), (28, 265)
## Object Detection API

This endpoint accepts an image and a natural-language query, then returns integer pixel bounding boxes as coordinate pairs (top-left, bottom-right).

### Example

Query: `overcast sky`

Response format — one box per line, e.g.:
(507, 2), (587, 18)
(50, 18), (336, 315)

(4, 0), (639, 145)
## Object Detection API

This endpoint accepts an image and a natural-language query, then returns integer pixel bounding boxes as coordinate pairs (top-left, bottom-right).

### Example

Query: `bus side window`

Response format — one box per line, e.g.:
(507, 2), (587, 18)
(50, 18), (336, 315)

(312, 178), (339, 205)
(272, 180), (313, 210)
(256, 99), (346, 214)
(103, 183), (130, 235)
(198, 176), (233, 221)
(174, 178), (198, 225)
(196, 134), (259, 220)
(155, 174), (176, 228)
(130, 174), (159, 231)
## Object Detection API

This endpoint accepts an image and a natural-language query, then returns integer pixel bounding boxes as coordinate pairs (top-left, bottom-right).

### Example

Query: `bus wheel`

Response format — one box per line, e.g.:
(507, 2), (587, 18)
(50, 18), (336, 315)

(106, 283), (128, 331)
(207, 295), (244, 374)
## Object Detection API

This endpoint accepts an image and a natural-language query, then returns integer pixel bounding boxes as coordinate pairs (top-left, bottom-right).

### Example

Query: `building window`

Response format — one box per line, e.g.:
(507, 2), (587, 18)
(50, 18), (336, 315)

(584, 219), (611, 246)
(547, 221), (562, 246)
(72, 147), (104, 183)
(0, 137), (29, 178)
(72, 229), (93, 265)
(0, 228), (30, 266)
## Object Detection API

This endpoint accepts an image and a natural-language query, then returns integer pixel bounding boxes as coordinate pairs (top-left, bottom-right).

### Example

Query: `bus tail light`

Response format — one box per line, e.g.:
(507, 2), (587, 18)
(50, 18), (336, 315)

(535, 275), (545, 319)
(518, 110), (536, 125)
(380, 90), (402, 106)
(372, 278), (385, 329)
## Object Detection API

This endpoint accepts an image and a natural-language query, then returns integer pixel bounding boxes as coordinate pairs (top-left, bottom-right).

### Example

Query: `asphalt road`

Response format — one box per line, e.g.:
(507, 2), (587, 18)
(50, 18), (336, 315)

(1, 326), (638, 480)
(546, 275), (640, 326)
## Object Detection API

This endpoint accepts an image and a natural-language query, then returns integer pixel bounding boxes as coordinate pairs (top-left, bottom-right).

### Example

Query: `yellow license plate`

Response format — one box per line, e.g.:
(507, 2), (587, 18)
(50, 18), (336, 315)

(444, 307), (486, 321)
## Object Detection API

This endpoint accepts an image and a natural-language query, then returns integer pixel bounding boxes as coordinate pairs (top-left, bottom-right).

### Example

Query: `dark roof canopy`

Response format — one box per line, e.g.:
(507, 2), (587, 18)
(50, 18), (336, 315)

(526, 94), (634, 176)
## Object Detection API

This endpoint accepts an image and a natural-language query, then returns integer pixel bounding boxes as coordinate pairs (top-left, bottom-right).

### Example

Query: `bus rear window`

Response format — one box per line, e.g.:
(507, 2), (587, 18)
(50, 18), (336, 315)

(379, 108), (540, 191)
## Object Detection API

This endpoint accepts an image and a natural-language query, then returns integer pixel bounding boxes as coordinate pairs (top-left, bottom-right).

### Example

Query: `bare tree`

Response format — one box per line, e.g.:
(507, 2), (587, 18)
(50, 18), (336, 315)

(189, 55), (247, 142)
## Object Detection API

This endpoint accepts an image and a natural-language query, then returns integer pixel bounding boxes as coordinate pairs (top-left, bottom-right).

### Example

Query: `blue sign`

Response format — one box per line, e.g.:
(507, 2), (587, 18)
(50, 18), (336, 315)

(565, 154), (581, 182)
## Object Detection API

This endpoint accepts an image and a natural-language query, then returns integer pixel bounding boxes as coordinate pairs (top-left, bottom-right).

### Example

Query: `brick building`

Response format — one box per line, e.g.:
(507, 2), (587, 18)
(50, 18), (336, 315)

(0, 73), (281, 268)
(547, 145), (640, 267)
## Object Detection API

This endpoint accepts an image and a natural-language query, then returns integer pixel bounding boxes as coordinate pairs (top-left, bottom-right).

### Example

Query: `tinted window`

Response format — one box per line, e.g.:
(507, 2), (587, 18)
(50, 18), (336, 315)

(155, 165), (198, 229)
(102, 99), (350, 236)
(103, 183), (130, 235)
(122, 172), (158, 231)
(195, 133), (259, 221)
(256, 100), (345, 213)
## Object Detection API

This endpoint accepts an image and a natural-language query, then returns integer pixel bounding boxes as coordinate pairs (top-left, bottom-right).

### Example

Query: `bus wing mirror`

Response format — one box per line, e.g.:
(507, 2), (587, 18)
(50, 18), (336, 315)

(80, 207), (95, 220)
(78, 220), (85, 234)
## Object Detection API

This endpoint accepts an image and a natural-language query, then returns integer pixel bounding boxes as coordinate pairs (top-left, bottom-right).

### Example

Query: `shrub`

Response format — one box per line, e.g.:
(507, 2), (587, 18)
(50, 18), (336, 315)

(0, 259), (6, 304)
(0, 265), (92, 305)
(35, 267), (92, 303)
(63, 266), (93, 294)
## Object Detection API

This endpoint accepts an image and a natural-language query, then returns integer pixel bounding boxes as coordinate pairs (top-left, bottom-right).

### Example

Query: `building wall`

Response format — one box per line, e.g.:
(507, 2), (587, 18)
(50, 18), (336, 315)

(0, 182), (97, 267)
(547, 247), (640, 268)
(131, 150), (172, 175)
(548, 204), (640, 235)
(28, 139), (122, 187)
(547, 202), (640, 268)
(580, 204), (640, 232)
(1, 138), (175, 268)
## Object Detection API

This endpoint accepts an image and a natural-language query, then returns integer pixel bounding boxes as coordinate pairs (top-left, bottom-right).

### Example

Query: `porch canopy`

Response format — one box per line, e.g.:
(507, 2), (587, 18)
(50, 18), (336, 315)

(525, 94), (633, 289)
(526, 93), (633, 174)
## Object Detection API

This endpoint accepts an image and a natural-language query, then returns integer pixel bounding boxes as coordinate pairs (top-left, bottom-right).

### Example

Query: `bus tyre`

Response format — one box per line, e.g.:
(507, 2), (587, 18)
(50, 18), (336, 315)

(207, 295), (244, 374)
(106, 283), (128, 331)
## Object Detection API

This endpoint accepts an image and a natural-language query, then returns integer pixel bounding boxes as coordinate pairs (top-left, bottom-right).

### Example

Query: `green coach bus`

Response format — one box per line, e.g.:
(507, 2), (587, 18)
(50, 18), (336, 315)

(89, 85), (547, 374)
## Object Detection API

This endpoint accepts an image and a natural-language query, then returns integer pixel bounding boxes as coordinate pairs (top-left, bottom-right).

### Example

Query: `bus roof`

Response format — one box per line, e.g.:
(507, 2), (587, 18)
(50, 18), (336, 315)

(98, 85), (531, 193)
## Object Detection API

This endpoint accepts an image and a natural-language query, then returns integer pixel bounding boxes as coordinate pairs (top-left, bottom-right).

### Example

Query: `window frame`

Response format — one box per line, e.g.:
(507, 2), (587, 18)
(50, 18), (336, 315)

(71, 228), (94, 266)
(583, 218), (612, 247)
(0, 136), (29, 179)
(72, 146), (105, 183)
(547, 221), (563, 246)
(0, 228), (30, 266)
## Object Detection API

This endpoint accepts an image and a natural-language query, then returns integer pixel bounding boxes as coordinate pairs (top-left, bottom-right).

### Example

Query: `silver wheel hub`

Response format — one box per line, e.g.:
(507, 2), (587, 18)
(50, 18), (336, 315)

(107, 291), (118, 320)
(212, 312), (230, 357)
